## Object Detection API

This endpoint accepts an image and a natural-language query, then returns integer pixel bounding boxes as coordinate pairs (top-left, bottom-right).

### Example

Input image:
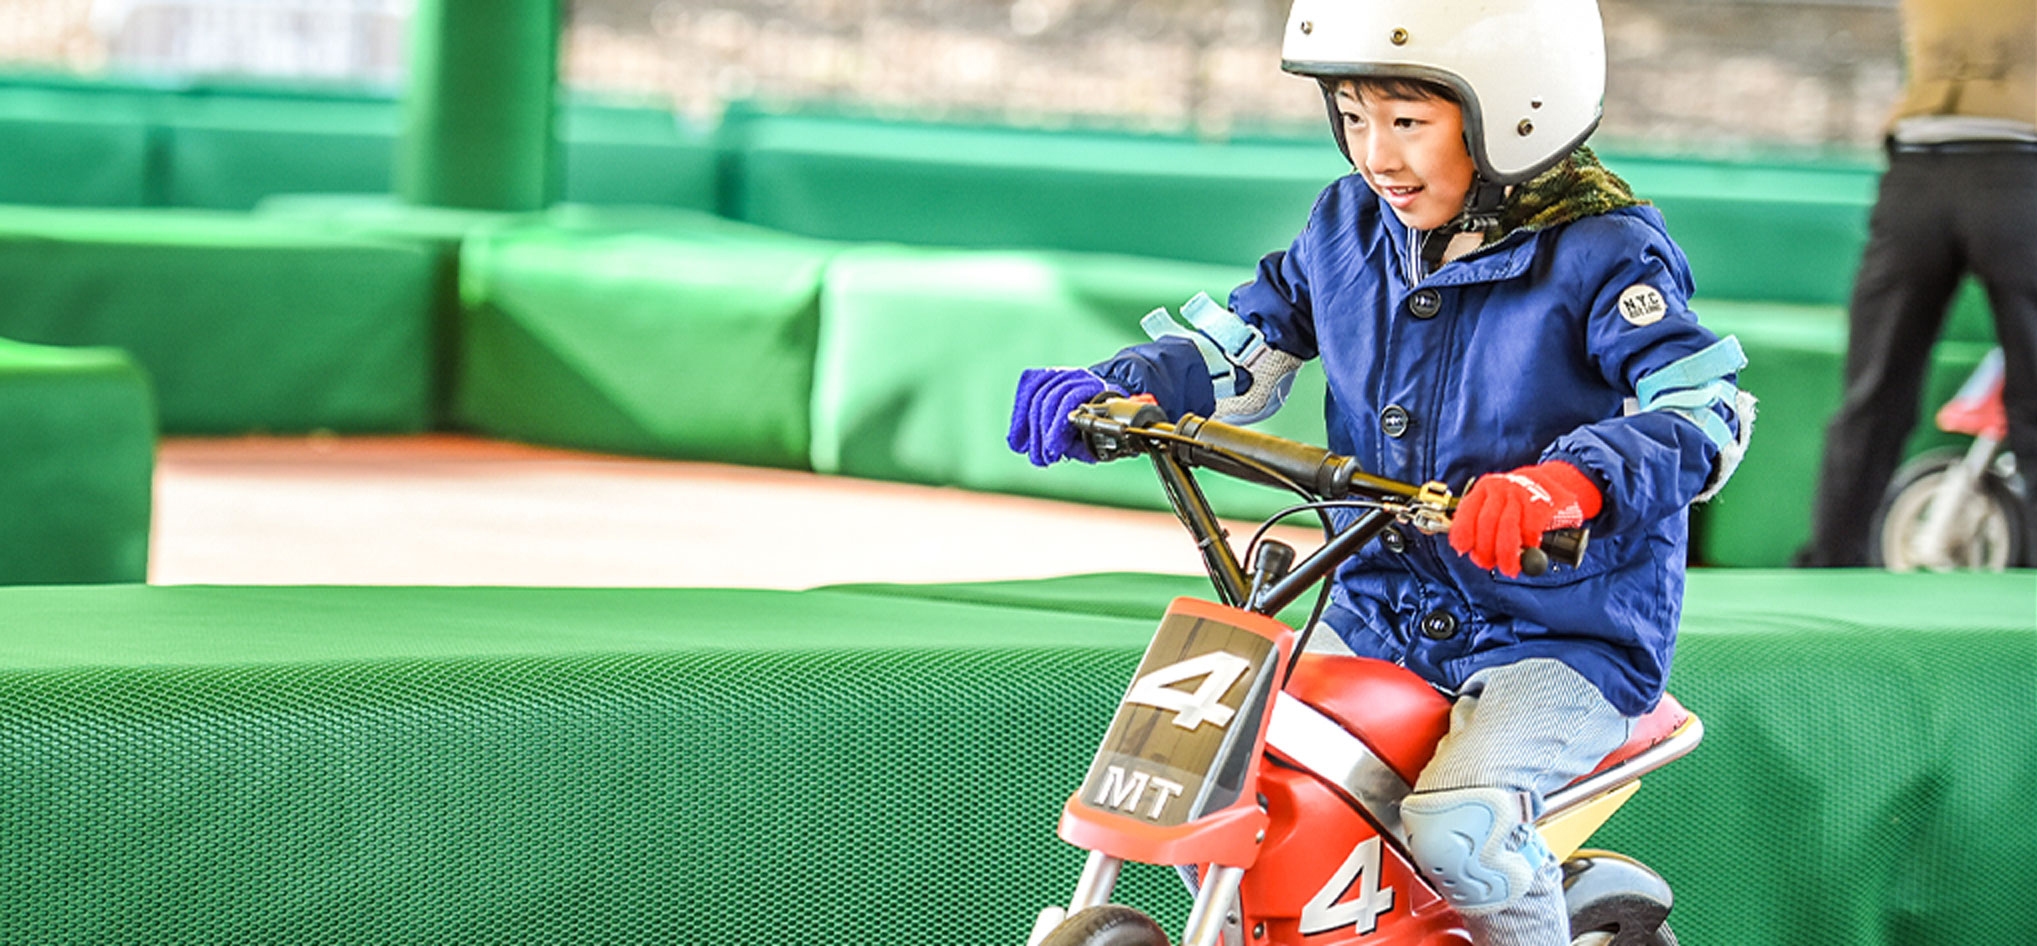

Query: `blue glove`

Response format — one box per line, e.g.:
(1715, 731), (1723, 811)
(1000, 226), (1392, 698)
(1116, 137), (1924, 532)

(1008, 368), (1116, 467)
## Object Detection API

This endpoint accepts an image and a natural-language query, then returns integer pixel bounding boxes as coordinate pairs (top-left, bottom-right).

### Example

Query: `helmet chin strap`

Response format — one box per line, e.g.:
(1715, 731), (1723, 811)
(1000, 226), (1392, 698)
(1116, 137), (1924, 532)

(1422, 168), (1506, 270)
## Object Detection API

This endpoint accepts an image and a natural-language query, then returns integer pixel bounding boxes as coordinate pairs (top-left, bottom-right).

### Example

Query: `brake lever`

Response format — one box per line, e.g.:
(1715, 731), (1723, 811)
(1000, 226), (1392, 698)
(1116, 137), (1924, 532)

(1068, 396), (1167, 462)
(1403, 481), (1590, 578)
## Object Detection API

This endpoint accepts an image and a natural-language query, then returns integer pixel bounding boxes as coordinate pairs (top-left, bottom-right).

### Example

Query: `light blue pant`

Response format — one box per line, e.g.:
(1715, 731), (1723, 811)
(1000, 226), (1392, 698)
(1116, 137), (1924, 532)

(1411, 658), (1635, 946)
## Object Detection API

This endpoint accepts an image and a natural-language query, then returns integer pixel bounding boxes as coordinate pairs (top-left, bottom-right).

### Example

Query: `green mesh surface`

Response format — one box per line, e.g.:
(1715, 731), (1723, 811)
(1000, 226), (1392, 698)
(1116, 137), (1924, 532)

(1, 575), (2030, 945)
(0, 585), (1183, 945)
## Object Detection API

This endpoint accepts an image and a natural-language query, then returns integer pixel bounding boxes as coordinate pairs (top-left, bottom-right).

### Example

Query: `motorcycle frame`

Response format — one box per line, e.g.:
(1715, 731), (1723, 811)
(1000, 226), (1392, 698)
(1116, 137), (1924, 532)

(1034, 445), (1703, 946)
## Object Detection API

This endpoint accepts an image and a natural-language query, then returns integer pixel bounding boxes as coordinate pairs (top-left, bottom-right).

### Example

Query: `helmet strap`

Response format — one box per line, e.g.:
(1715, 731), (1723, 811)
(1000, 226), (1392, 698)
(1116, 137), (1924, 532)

(1317, 81), (1353, 165)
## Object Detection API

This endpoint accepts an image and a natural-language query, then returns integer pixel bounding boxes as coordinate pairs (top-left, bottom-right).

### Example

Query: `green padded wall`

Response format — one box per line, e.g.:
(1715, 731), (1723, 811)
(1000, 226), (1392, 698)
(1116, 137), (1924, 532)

(0, 572), (2029, 945)
(0, 338), (153, 584)
(0, 82), (157, 207)
(557, 103), (722, 212)
(157, 94), (400, 210)
(1608, 154), (1879, 307)
(0, 206), (436, 434)
(809, 245), (1333, 520)
(1695, 300), (1990, 566)
(730, 113), (1346, 268)
(455, 210), (837, 468)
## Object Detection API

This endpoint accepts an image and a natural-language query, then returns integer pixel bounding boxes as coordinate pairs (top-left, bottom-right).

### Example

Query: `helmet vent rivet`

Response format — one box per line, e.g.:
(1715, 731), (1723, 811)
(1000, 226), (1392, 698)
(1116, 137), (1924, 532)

(1299, 20), (1313, 34)
(1390, 27), (1409, 45)
(1517, 119), (1535, 136)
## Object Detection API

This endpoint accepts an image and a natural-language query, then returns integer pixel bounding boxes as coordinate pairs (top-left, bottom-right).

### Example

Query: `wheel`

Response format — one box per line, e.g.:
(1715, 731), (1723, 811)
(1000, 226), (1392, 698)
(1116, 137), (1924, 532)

(1870, 448), (2027, 571)
(1037, 905), (1170, 946)
(1571, 919), (1677, 946)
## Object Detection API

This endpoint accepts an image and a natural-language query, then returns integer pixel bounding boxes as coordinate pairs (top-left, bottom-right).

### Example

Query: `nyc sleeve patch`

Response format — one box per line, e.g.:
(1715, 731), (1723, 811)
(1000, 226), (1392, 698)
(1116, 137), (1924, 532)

(1616, 283), (1668, 326)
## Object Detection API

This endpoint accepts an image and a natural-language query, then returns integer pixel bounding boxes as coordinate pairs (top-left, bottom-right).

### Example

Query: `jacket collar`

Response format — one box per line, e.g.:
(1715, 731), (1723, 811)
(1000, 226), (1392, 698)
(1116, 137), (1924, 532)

(1379, 146), (1646, 289)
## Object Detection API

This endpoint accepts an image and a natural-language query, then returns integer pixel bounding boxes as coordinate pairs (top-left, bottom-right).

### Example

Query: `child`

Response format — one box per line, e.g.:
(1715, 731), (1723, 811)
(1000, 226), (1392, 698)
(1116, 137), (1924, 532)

(1007, 1), (1753, 944)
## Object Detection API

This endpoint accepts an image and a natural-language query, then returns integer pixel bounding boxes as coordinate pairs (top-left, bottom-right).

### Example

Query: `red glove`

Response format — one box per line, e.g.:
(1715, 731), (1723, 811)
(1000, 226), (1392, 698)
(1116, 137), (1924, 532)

(1449, 461), (1603, 577)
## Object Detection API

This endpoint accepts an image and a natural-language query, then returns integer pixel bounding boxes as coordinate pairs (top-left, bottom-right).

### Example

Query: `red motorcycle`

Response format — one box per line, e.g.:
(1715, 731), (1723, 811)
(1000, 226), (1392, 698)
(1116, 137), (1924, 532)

(1025, 397), (1702, 946)
(1871, 348), (2027, 571)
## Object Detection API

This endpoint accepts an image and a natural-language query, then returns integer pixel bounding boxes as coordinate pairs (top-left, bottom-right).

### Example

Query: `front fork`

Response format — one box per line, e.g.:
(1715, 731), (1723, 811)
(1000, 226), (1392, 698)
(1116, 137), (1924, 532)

(1029, 851), (1248, 946)
(1913, 435), (2003, 568)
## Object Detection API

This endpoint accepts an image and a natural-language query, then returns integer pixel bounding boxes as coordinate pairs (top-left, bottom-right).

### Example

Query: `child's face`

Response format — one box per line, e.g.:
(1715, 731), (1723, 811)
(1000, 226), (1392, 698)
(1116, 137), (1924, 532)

(1335, 82), (1477, 231)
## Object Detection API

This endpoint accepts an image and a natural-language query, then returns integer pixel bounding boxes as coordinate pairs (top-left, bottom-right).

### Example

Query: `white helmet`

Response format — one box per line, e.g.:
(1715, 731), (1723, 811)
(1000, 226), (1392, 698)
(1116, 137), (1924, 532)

(1281, 0), (1607, 187)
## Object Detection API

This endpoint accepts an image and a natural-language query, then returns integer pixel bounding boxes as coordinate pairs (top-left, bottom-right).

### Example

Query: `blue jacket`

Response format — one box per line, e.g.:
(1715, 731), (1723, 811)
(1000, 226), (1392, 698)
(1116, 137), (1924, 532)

(1095, 173), (1740, 715)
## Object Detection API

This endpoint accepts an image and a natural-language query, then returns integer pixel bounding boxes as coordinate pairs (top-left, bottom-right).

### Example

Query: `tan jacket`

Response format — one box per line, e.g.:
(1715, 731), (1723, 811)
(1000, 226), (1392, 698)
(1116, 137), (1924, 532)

(1888, 0), (2037, 129)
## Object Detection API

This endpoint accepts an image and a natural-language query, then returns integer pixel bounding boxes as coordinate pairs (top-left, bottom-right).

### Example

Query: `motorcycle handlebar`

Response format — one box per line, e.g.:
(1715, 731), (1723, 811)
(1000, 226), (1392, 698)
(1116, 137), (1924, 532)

(1070, 396), (1588, 575)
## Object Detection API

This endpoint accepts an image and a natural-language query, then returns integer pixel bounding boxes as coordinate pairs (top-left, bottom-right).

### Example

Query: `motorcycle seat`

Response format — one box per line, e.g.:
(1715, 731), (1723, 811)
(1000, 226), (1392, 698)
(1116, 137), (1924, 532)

(1284, 653), (1693, 788)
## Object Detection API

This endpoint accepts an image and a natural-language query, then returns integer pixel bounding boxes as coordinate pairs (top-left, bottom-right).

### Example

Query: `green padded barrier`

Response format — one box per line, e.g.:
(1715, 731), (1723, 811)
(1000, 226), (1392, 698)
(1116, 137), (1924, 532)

(0, 573), (2028, 946)
(730, 113), (1347, 268)
(0, 338), (153, 584)
(810, 245), (1333, 519)
(0, 206), (436, 433)
(557, 103), (722, 212)
(156, 94), (399, 210)
(1606, 153), (1879, 307)
(0, 83), (157, 207)
(455, 210), (838, 468)
(255, 195), (528, 426)
(1694, 300), (1991, 566)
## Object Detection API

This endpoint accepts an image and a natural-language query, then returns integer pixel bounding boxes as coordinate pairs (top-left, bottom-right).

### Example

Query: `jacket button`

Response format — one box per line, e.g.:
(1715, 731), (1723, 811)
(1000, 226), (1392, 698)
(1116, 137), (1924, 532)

(1381, 527), (1406, 553)
(1420, 609), (1459, 640)
(1380, 405), (1411, 439)
(1409, 289), (1442, 319)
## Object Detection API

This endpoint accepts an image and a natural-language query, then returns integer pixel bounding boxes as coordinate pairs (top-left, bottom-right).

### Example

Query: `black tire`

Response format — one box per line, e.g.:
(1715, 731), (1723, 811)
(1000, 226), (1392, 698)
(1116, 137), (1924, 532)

(1570, 919), (1678, 946)
(1869, 448), (2027, 571)
(1037, 905), (1170, 946)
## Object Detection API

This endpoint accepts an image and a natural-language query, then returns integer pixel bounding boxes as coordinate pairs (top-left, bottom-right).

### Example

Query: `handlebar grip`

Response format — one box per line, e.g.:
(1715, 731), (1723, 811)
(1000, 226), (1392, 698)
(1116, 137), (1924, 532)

(1174, 415), (1361, 497)
(1519, 528), (1590, 577)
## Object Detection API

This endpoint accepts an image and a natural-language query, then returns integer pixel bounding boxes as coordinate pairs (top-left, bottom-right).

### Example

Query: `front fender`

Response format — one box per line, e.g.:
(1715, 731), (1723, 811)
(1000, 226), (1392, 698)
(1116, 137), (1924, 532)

(1562, 850), (1672, 946)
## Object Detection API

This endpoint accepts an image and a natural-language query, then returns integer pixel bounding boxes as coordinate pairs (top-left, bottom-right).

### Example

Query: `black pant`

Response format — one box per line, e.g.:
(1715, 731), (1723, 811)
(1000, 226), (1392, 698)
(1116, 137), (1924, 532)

(1798, 145), (2037, 566)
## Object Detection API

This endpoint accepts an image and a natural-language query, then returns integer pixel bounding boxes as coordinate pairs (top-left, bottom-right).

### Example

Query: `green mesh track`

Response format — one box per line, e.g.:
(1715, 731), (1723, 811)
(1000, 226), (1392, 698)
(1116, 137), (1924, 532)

(1, 574), (2032, 946)
(0, 585), (1188, 945)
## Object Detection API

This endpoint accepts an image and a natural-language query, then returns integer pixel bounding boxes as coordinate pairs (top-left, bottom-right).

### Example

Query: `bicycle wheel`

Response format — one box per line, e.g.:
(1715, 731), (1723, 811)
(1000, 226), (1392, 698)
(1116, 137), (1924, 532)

(1871, 449), (2027, 571)
(1037, 906), (1169, 946)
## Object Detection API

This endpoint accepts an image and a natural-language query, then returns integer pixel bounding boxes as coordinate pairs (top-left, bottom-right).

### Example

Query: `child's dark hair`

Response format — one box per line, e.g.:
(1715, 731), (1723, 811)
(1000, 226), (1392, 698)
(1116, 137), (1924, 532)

(1336, 75), (1463, 106)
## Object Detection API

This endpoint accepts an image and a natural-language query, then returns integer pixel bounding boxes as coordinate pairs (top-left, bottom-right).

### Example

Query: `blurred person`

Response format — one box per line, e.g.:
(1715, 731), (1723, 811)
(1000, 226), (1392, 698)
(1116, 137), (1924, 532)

(1796, 0), (2037, 566)
(1006, 0), (1753, 942)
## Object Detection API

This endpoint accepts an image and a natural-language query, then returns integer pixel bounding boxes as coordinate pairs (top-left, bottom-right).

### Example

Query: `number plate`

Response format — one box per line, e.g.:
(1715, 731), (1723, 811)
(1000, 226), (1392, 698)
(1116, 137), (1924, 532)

(1076, 601), (1284, 827)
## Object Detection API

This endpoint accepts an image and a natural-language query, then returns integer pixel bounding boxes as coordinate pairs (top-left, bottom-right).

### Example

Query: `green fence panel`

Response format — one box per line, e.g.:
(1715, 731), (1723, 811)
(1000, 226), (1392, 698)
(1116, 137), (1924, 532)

(0, 206), (435, 433)
(455, 209), (836, 468)
(731, 113), (1347, 268)
(0, 572), (2027, 946)
(0, 338), (153, 584)
(1694, 300), (1991, 566)
(810, 244), (1333, 518)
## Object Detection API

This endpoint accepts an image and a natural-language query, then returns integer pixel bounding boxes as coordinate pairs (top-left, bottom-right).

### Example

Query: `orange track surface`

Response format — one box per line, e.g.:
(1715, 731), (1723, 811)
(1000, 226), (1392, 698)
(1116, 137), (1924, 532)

(150, 435), (1319, 590)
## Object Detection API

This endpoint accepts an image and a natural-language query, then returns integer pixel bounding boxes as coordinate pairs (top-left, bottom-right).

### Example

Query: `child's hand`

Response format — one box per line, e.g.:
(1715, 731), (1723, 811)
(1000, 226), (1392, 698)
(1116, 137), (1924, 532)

(1450, 461), (1603, 577)
(1007, 368), (1120, 467)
